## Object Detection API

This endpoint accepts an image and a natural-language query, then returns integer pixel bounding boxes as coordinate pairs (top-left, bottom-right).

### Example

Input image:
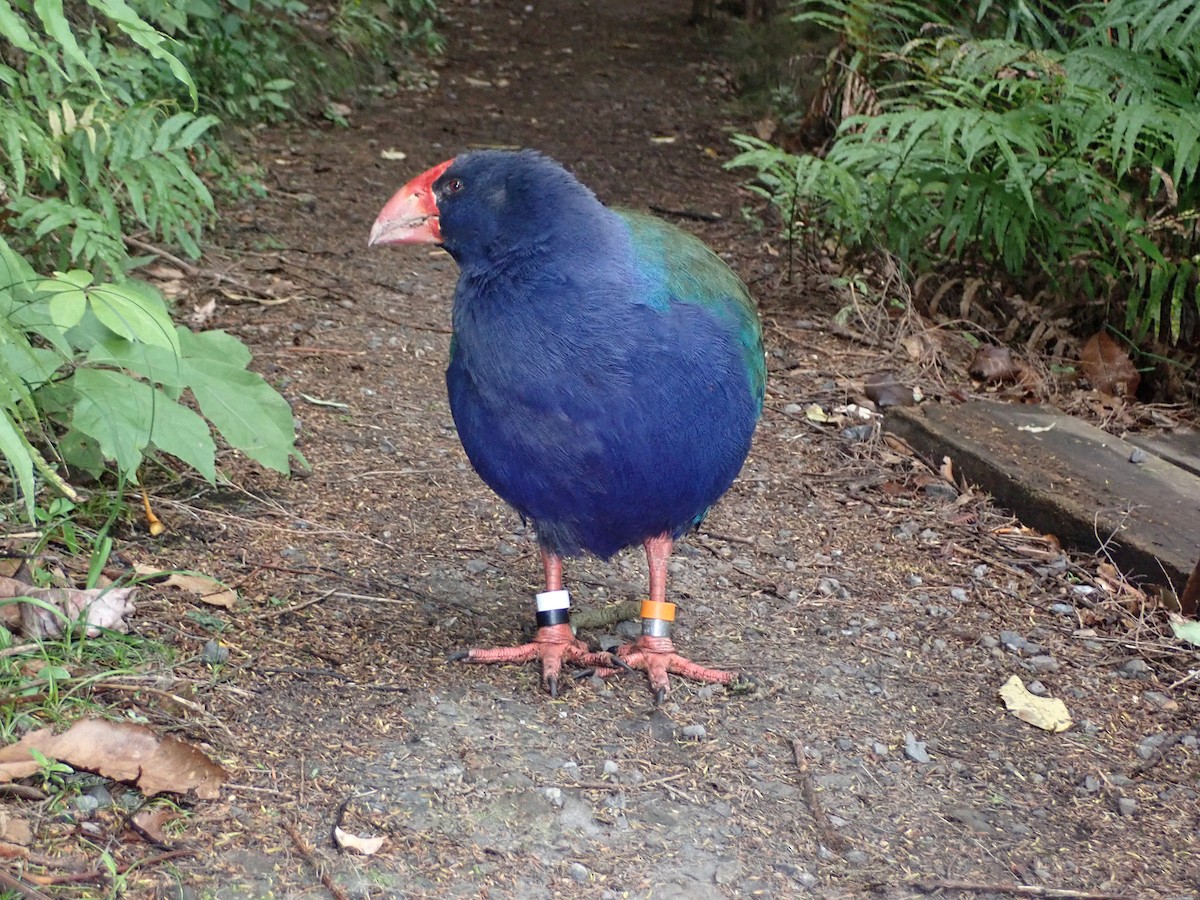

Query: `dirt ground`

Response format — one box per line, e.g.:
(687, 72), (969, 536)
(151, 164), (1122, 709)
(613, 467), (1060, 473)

(75, 0), (1200, 897)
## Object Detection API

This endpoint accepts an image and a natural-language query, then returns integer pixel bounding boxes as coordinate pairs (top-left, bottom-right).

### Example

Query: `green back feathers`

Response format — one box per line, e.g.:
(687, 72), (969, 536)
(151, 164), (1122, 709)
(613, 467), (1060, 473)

(618, 210), (766, 411)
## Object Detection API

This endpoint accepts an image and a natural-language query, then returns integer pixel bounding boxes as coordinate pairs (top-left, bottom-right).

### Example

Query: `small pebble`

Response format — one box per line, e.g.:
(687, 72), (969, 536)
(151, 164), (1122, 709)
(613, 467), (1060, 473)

(1117, 797), (1137, 816)
(1028, 655), (1060, 674)
(1027, 680), (1048, 696)
(465, 559), (491, 575)
(1128, 448), (1147, 464)
(681, 724), (707, 741)
(201, 640), (230, 666)
(904, 732), (930, 763)
(568, 862), (590, 884)
(1118, 658), (1151, 678)
(1142, 691), (1178, 711)
(872, 742), (888, 757)
(906, 574), (924, 586)
(602, 760), (619, 776)
(1050, 603), (1075, 616)
(950, 587), (969, 603)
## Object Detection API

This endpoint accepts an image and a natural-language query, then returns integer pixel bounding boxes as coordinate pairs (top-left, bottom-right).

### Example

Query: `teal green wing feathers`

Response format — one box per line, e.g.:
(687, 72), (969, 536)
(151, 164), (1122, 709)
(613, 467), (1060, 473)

(617, 209), (766, 413)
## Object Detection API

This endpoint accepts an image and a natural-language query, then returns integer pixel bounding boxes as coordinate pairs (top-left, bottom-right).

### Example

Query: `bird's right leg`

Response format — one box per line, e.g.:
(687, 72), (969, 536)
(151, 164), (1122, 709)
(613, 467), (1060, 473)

(450, 548), (617, 696)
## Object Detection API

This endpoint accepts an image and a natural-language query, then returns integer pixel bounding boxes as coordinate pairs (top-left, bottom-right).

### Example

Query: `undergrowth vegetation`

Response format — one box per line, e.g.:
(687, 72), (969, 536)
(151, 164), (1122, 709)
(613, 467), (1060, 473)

(730, 0), (1200, 352)
(0, 0), (440, 737)
(0, 0), (439, 530)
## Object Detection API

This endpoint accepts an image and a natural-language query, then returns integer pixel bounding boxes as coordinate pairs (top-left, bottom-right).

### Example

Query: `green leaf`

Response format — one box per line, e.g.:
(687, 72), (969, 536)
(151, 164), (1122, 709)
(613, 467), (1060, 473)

(87, 280), (181, 352)
(70, 368), (215, 481)
(0, 407), (36, 517)
(32, 0), (104, 89)
(185, 358), (296, 474)
(48, 290), (87, 330)
(89, 0), (198, 105)
(87, 337), (187, 388)
(1169, 613), (1200, 648)
(0, 0), (39, 52)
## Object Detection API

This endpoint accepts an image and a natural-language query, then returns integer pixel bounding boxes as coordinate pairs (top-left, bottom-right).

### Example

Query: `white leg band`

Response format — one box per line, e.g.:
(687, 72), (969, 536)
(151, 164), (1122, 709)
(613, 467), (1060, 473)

(536, 590), (571, 611)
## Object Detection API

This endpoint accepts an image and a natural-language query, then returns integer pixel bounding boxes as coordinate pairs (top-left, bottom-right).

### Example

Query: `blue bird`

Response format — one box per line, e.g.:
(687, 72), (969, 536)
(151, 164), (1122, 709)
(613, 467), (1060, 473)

(370, 150), (764, 699)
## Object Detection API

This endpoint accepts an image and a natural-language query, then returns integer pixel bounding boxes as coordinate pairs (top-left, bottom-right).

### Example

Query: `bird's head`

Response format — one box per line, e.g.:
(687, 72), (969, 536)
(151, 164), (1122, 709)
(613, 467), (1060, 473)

(369, 150), (609, 269)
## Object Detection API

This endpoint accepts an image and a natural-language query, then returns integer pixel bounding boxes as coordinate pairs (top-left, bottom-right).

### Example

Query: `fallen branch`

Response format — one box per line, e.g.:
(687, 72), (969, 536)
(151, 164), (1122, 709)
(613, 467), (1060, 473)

(913, 879), (1135, 899)
(283, 820), (349, 900)
(790, 738), (849, 852)
(0, 869), (54, 900)
(24, 849), (193, 886)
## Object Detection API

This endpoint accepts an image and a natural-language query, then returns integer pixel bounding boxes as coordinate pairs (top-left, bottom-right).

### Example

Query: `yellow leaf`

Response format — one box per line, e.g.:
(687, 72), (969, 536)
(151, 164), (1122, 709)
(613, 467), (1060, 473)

(998, 675), (1072, 733)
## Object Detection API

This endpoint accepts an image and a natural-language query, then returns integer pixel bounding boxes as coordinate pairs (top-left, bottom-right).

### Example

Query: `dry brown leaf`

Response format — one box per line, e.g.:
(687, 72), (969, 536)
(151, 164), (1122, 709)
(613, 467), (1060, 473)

(864, 372), (915, 408)
(0, 812), (32, 847)
(0, 719), (227, 799)
(135, 565), (237, 608)
(334, 825), (386, 856)
(1079, 331), (1140, 397)
(998, 676), (1073, 732)
(0, 575), (136, 639)
(129, 807), (177, 844)
(968, 345), (1017, 383)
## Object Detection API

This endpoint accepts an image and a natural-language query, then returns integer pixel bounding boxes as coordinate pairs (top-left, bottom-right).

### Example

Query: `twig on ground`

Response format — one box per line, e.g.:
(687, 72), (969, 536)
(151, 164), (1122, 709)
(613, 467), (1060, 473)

(23, 850), (193, 886)
(284, 820), (349, 900)
(0, 869), (54, 900)
(251, 590), (338, 622)
(912, 879), (1134, 899)
(789, 737), (849, 852)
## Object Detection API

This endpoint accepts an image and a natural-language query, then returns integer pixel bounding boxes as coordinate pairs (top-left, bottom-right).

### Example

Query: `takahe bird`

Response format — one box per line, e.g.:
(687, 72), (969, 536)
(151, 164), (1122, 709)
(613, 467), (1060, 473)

(369, 150), (764, 699)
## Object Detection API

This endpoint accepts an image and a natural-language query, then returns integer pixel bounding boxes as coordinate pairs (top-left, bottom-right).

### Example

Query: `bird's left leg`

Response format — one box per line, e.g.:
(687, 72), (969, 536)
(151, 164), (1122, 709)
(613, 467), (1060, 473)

(450, 548), (617, 696)
(616, 535), (737, 702)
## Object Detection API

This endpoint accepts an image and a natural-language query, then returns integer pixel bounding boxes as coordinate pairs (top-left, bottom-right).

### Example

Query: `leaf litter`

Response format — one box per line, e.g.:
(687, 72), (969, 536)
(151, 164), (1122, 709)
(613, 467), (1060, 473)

(0, 718), (227, 799)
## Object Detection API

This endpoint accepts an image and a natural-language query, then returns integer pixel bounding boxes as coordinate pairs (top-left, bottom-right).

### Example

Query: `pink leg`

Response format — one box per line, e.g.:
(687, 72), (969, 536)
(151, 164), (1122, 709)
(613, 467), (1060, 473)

(616, 535), (737, 700)
(454, 548), (617, 696)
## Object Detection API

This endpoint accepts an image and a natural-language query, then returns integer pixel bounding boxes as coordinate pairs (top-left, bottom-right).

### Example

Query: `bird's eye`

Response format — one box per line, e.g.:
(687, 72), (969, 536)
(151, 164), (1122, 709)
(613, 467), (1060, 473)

(442, 178), (464, 196)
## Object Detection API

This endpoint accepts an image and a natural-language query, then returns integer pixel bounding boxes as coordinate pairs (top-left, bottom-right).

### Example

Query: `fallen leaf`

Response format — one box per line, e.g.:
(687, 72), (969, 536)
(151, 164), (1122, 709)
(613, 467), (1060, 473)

(1079, 331), (1140, 397)
(326, 102), (352, 118)
(969, 345), (1017, 383)
(129, 807), (177, 844)
(864, 372), (915, 408)
(998, 675), (1073, 733)
(334, 825), (386, 855)
(0, 576), (136, 639)
(649, 135), (677, 144)
(135, 565), (237, 608)
(1167, 612), (1200, 648)
(0, 812), (32, 846)
(188, 298), (217, 329)
(804, 403), (830, 424)
(462, 76), (492, 87)
(380, 148), (407, 161)
(0, 719), (227, 799)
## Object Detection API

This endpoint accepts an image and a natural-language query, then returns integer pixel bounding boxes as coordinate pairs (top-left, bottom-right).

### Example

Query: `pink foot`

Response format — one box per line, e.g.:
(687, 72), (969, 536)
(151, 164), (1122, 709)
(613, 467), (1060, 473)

(616, 635), (736, 701)
(453, 623), (618, 696)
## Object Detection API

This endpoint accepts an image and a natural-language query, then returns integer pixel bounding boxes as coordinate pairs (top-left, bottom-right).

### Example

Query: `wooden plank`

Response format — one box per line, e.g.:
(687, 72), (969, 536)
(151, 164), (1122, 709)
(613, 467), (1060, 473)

(885, 401), (1200, 597)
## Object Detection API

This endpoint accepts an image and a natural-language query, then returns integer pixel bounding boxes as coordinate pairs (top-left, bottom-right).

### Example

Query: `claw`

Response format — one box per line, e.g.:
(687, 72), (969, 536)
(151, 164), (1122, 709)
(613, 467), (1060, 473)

(573, 667), (596, 681)
(447, 650), (470, 663)
(654, 686), (668, 706)
(607, 652), (634, 673)
(547, 675), (560, 698)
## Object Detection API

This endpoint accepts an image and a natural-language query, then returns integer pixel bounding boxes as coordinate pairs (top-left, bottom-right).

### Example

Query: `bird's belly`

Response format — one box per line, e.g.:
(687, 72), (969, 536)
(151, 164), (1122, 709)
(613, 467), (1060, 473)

(446, 342), (758, 559)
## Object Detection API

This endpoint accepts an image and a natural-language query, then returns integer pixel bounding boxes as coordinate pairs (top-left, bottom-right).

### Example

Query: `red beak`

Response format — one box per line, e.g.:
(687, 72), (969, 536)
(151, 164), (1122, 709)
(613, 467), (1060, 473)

(368, 158), (454, 247)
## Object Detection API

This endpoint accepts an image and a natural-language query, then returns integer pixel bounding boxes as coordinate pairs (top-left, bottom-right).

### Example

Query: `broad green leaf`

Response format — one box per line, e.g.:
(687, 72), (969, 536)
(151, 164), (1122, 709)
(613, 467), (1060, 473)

(185, 358), (296, 474)
(71, 368), (215, 481)
(87, 337), (186, 388)
(0, 407), (36, 518)
(179, 327), (252, 369)
(48, 289), (87, 329)
(87, 280), (180, 352)
(70, 369), (153, 477)
(145, 391), (216, 482)
(57, 427), (105, 481)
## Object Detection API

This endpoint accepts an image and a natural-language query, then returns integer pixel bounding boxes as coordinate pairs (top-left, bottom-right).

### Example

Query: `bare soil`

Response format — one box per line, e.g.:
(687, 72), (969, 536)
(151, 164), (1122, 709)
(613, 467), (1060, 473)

(61, 0), (1200, 897)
